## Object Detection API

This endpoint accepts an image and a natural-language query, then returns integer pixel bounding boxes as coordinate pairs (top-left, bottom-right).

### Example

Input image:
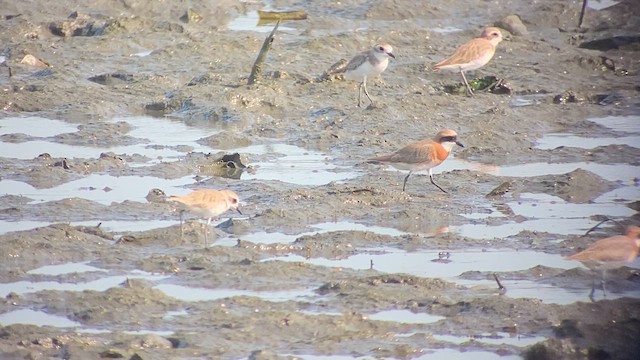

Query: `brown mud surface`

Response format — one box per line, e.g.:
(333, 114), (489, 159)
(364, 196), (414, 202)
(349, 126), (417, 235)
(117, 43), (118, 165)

(0, 0), (639, 359)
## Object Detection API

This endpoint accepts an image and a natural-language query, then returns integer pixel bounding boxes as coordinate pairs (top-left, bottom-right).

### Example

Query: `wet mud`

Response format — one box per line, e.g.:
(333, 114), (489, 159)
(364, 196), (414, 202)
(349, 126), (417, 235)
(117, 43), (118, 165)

(1, 0), (639, 359)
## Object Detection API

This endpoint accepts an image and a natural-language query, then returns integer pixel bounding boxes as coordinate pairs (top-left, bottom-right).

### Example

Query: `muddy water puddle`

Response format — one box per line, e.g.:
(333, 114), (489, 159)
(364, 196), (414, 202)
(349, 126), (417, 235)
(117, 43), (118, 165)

(0, 269), (170, 298)
(218, 221), (406, 246)
(155, 283), (318, 303)
(431, 333), (547, 348)
(284, 350), (522, 360)
(456, 191), (635, 239)
(0, 309), (177, 336)
(227, 10), (298, 33)
(264, 248), (607, 304)
(0, 274), (169, 298)
(0, 116), (358, 186)
(280, 247), (578, 277)
(536, 115), (640, 149)
(0, 219), (179, 235)
(0, 309), (81, 328)
(0, 116), (359, 234)
(367, 309), (445, 324)
(536, 134), (640, 150)
(233, 143), (359, 185)
(26, 261), (108, 276)
(0, 116), (213, 160)
(0, 175), (194, 204)
(445, 158), (638, 183)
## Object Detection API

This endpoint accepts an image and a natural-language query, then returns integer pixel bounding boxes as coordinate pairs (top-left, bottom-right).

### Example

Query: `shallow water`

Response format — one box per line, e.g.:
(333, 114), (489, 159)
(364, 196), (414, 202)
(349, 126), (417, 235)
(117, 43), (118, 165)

(27, 261), (108, 276)
(231, 143), (360, 185)
(0, 309), (81, 328)
(0, 175), (194, 204)
(367, 309), (445, 324)
(445, 158), (639, 184)
(219, 220), (407, 246)
(266, 248), (575, 277)
(0, 116), (214, 160)
(413, 349), (522, 360)
(0, 271), (170, 297)
(536, 115), (640, 149)
(282, 352), (522, 360)
(431, 332), (546, 348)
(155, 283), (318, 302)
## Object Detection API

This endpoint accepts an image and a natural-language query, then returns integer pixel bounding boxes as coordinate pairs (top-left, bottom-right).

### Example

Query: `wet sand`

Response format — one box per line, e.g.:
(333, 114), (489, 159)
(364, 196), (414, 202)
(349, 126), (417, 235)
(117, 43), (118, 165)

(1, 0), (639, 359)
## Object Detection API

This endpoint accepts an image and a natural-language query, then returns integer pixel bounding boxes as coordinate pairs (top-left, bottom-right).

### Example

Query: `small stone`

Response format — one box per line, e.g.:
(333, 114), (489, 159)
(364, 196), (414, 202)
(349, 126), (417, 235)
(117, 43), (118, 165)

(145, 188), (167, 203)
(134, 334), (172, 349)
(496, 15), (528, 36)
(20, 54), (49, 68)
(99, 349), (125, 358)
(6, 292), (20, 300)
(487, 181), (513, 197)
(180, 9), (203, 23)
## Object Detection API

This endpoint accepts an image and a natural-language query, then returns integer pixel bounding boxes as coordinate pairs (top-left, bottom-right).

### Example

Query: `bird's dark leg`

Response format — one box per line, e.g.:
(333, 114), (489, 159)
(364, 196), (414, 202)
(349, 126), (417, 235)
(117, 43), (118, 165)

(429, 169), (448, 193)
(402, 171), (412, 192)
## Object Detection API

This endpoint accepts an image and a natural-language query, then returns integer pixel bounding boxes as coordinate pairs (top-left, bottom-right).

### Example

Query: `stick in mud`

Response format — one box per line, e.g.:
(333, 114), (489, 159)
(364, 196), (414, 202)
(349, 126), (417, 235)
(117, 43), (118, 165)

(247, 20), (280, 85)
(493, 273), (507, 295)
(578, 0), (587, 28)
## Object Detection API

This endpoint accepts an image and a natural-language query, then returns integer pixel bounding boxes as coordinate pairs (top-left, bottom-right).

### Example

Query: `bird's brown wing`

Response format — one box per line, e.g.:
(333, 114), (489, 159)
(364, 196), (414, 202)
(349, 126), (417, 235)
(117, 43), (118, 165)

(433, 38), (494, 69)
(372, 139), (437, 164)
(567, 236), (639, 262)
(170, 190), (222, 208)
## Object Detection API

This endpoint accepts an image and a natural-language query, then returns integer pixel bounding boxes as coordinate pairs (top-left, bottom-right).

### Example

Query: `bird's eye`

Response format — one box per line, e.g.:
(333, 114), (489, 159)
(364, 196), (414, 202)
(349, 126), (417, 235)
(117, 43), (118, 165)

(378, 46), (384, 51)
(231, 198), (238, 204)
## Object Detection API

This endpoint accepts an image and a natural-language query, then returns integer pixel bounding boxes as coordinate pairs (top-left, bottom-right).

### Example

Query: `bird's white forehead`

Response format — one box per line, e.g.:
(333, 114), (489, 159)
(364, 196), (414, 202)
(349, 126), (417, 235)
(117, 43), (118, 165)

(375, 44), (393, 53)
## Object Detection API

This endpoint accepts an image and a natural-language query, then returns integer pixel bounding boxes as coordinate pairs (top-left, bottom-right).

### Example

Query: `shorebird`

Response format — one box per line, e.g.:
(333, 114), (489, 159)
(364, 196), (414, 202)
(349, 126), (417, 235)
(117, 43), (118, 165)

(370, 129), (464, 193)
(433, 27), (503, 96)
(566, 226), (640, 300)
(168, 189), (242, 247)
(342, 43), (395, 108)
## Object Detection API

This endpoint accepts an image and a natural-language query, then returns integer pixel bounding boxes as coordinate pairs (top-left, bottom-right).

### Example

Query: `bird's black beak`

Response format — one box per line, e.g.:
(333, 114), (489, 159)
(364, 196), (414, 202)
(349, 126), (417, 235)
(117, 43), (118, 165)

(388, 52), (396, 59)
(236, 208), (243, 215)
(456, 141), (464, 147)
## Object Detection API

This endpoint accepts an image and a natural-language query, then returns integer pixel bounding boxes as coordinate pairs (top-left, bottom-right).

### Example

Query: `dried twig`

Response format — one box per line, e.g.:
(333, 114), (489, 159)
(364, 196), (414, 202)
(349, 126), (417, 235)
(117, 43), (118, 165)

(258, 10), (307, 21)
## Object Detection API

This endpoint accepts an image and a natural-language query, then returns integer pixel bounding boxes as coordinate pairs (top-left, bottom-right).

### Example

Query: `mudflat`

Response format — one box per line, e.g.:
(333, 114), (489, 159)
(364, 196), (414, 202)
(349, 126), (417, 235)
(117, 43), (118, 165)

(0, 0), (639, 359)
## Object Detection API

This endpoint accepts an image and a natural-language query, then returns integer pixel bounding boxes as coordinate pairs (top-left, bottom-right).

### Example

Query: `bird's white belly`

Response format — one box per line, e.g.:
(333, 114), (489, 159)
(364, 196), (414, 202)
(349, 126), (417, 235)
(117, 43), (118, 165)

(345, 61), (388, 82)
